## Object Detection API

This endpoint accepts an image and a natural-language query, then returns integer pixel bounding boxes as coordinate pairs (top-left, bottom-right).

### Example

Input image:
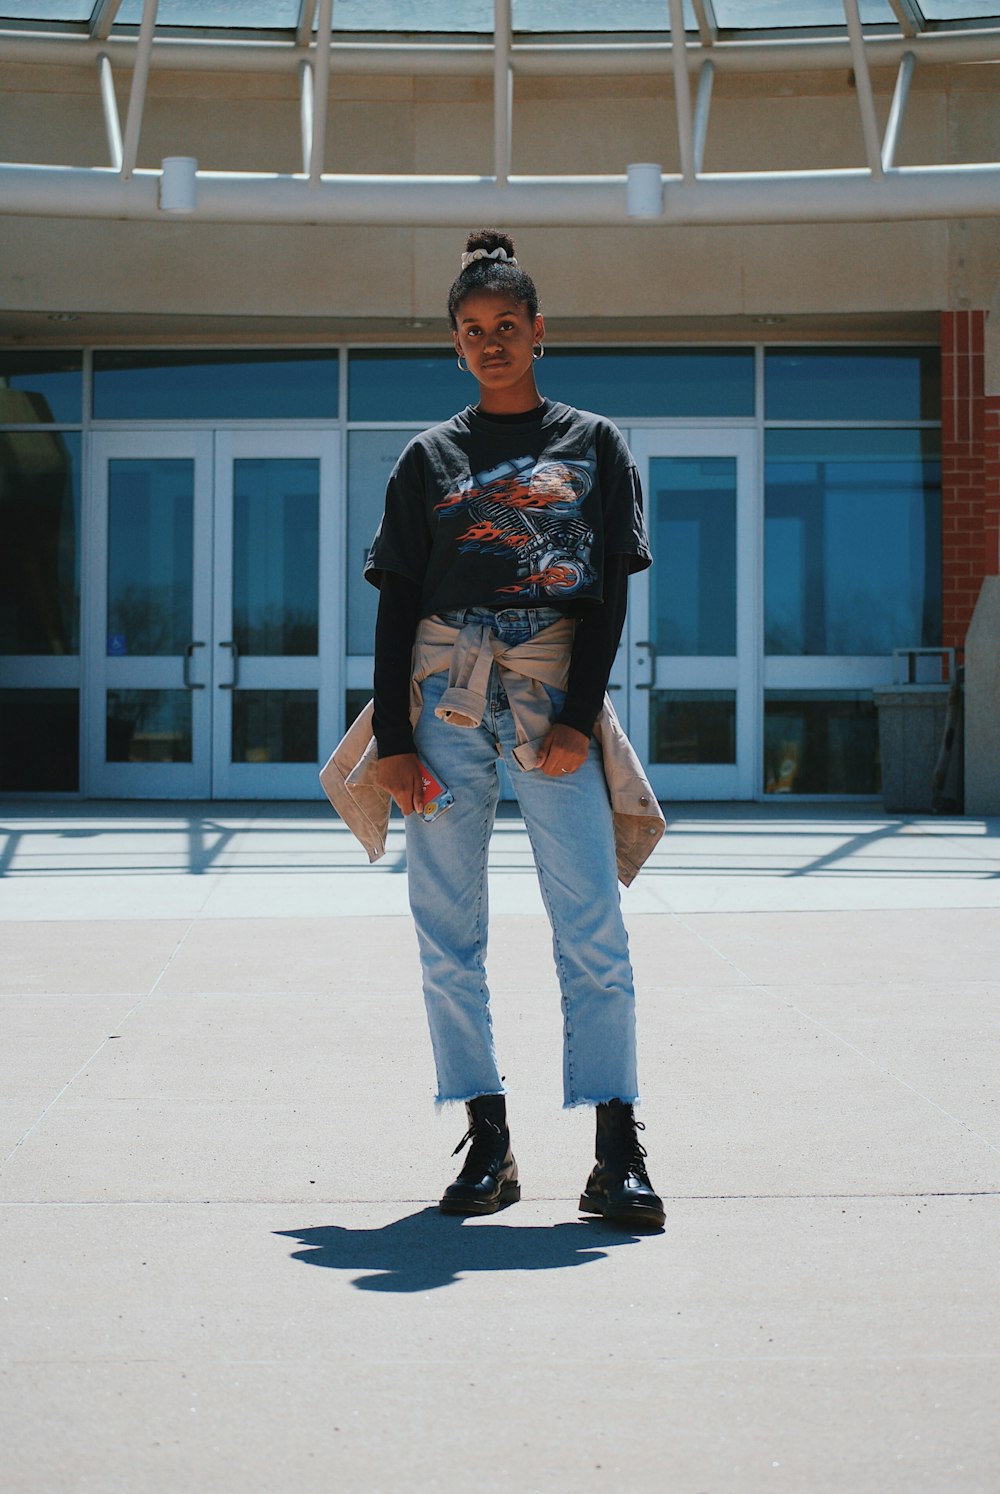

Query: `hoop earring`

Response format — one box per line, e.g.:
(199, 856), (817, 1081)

(456, 354), (469, 372)
(532, 344), (544, 360)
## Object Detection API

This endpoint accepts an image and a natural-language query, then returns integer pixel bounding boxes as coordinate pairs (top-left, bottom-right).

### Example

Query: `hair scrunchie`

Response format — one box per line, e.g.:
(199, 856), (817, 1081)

(460, 246), (519, 271)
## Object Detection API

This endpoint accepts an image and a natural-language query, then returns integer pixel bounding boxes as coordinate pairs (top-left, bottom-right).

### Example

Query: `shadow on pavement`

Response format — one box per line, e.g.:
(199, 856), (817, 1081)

(275, 1206), (647, 1292)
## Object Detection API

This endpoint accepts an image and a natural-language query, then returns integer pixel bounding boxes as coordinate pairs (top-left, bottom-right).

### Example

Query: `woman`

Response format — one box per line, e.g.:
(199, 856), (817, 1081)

(364, 229), (665, 1230)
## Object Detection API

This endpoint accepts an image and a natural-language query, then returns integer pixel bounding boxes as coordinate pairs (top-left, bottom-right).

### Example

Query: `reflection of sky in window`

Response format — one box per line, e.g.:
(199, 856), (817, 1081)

(713, 1), (896, 24)
(765, 431), (941, 657)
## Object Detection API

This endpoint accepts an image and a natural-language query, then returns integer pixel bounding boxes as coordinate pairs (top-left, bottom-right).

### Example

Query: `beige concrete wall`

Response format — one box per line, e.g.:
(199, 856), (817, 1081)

(0, 59), (997, 334)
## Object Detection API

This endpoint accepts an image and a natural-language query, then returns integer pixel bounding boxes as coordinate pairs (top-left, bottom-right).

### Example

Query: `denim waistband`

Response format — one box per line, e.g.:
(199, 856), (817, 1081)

(434, 605), (565, 645)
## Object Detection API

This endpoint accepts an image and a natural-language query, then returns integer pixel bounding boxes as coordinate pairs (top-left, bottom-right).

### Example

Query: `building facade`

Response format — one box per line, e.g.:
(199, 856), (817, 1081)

(1, 4), (999, 803)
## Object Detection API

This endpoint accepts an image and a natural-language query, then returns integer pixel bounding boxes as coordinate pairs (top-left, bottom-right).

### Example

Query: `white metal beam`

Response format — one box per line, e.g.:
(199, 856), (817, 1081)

(882, 50), (916, 170)
(886, 0), (922, 38)
(3, 162), (999, 227)
(119, 0), (158, 182)
(97, 52), (123, 172)
(90, 0), (124, 42)
(299, 58), (314, 176)
(668, 0), (695, 183)
(494, 0), (513, 186)
(296, 0), (316, 49)
(309, 0), (333, 187)
(693, 60), (715, 176)
(843, 0), (884, 179)
(690, 0), (718, 48)
(2, 31), (999, 74)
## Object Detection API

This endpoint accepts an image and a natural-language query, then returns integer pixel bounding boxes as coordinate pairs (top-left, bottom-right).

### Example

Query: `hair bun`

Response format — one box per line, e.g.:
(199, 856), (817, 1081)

(464, 228), (516, 260)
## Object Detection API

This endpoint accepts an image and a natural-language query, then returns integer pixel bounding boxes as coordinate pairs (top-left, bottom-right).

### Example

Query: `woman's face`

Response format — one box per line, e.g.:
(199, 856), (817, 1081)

(452, 290), (544, 404)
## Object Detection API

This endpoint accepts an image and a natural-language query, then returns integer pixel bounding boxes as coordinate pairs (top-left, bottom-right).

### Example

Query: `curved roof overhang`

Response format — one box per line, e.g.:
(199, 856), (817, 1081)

(1, 1), (998, 228)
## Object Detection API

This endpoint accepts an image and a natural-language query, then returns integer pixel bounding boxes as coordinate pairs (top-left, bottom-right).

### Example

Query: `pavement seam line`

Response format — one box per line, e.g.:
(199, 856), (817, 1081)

(0, 914), (205, 1172)
(671, 911), (1000, 1160)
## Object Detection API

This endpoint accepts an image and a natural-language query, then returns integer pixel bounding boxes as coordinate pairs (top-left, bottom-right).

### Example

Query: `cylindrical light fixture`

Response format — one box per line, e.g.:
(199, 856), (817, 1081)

(159, 156), (198, 214)
(626, 162), (663, 220)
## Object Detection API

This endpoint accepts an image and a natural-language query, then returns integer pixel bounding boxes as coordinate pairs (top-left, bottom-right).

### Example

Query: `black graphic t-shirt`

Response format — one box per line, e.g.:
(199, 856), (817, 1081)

(364, 401), (651, 613)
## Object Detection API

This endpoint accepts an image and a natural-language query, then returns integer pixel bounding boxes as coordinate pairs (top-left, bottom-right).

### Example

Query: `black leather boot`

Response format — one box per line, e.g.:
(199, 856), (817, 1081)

(439, 1094), (520, 1215)
(579, 1099), (665, 1229)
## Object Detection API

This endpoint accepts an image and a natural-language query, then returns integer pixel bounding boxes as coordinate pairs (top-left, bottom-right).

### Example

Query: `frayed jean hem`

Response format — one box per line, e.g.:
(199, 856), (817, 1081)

(434, 1087), (506, 1109)
(563, 1092), (640, 1111)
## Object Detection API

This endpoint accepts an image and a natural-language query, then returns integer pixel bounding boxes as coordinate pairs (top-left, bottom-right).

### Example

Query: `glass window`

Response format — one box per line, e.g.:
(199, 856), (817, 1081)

(0, 689), (79, 792)
(650, 690), (737, 765)
(651, 456), (737, 656)
(107, 458), (193, 656)
(765, 430), (941, 656)
(541, 349), (755, 419)
(349, 350), (465, 423)
(712, 1), (895, 23)
(349, 347), (756, 423)
(345, 688), (370, 731)
(0, 352), (83, 425)
(0, 4), (94, 19)
(93, 351), (339, 421)
(347, 429), (411, 654)
(116, 1), (300, 24)
(106, 689), (192, 763)
(764, 691), (879, 795)
(766, 347), (940, 422)
(233, 458), (319, 656)
(0, 430), (81, 655)
(232, 689), (317, 763)
(920, 2), (1000, 17)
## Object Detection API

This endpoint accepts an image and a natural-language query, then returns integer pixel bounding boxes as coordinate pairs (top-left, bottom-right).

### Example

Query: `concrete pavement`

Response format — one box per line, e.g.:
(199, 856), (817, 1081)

(2, 800), (998, 1493)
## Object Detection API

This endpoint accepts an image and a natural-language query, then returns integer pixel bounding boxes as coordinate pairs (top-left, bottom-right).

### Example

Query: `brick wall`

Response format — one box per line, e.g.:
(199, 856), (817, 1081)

(941, 309), (1000, 651)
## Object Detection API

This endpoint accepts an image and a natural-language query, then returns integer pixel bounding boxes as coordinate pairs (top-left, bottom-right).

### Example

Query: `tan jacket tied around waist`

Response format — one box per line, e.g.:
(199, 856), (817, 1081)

(320, 614), (666, 887)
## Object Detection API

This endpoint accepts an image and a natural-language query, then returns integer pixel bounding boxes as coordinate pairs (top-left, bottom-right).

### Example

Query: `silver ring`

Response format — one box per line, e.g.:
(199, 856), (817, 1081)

(560, 768), (570, 774)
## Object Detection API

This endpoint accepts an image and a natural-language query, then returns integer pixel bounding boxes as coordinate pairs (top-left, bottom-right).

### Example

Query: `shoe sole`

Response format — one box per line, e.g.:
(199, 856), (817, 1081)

(579, 1192), (665, 1230)
(438, 1182), (521, 1216)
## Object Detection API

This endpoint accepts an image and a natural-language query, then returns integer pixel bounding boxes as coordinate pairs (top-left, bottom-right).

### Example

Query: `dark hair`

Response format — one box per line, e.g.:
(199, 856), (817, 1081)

(447, 229), (539, 330)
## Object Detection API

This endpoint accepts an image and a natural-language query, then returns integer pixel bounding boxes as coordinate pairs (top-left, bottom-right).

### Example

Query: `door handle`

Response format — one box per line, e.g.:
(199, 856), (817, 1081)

(183, 641), (206, 689)
(218, 640), (240, 690)
(635, 640), (657, 691)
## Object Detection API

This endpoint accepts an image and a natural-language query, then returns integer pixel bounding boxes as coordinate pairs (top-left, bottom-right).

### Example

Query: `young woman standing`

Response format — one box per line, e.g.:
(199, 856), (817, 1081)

(364, 228), (665, 1230)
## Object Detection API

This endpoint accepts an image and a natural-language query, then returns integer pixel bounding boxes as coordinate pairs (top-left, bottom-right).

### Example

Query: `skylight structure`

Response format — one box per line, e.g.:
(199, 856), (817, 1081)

(0, 1), (998, 225)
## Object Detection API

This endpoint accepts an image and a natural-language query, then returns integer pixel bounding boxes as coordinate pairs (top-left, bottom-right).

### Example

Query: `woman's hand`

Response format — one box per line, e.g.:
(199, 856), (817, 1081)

(375, 752), (425, 816)
(535, 723), (590, 777)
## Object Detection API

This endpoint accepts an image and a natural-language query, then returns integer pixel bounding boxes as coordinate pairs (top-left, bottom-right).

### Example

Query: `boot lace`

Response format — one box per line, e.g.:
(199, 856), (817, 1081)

(452, 1118), (503, 1175)
(625, 1118), (653, 1186)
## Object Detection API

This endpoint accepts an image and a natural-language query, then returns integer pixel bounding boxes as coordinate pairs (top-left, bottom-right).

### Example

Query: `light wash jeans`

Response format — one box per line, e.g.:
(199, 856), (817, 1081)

(404, 605), (639, 1109)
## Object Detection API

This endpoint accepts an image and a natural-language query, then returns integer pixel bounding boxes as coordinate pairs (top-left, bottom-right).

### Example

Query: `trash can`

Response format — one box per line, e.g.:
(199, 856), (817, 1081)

(874, 647), (960, 814)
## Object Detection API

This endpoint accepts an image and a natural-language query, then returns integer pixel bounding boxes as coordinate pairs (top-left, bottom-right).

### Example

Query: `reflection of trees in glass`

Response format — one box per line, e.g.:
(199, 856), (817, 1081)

(764, 695), (878, 794)
(232, 604), (318, 656)
(106, 690), (192, 763)
(0, 402), (78, 654)
(108, 584), (189, 656)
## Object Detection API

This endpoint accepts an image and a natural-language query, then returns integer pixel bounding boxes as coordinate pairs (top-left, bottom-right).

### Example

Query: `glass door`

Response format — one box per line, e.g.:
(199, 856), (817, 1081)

(86, 432), (214, 797)
(211, 431), (339, 798)
(626, 428), (759, 800)
(86, 430), (340, 798)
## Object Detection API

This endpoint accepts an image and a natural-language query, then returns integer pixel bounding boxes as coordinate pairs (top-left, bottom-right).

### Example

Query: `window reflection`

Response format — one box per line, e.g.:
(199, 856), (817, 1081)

(106, 689), (192, 763)
(0, 689), (79, 791)
(765, 347), (939, 422)
(233, 459), (319, 656)
(348, 429), (411, 654)
(232, 690), (317, 763)
(651, 690), (736, 764)
(764, 691), (879, 795)
(652, 456), (737, 656)
(93, 350), (338, 421)
(0, 430), (80, 655)
(0, 353), (83, 425)
(765, 430), (941, 656)
(107, 459), (193, 656)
